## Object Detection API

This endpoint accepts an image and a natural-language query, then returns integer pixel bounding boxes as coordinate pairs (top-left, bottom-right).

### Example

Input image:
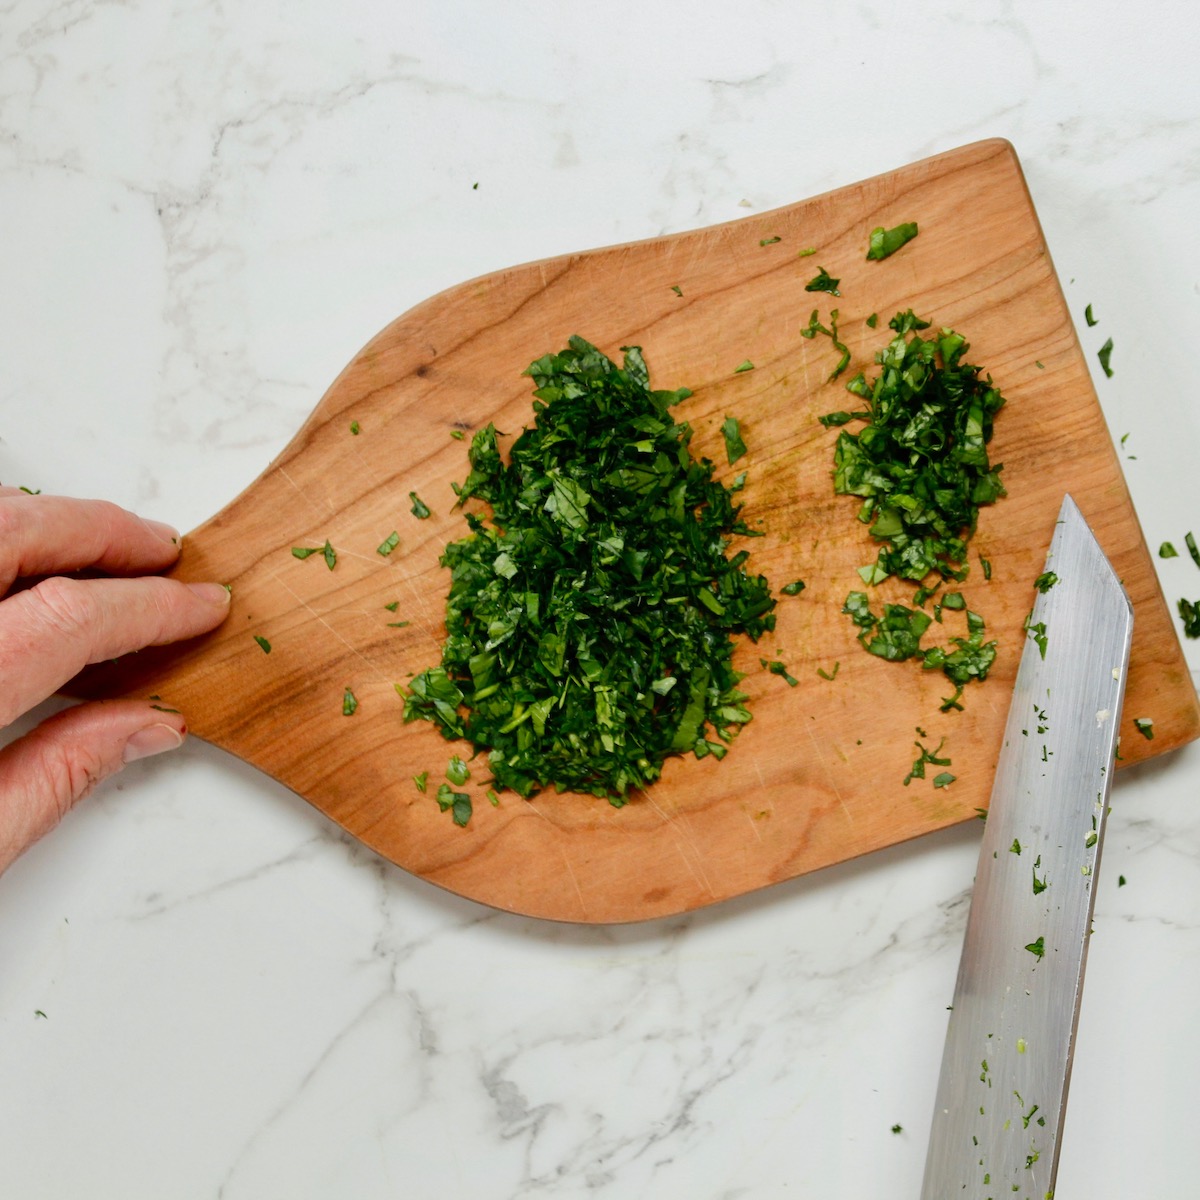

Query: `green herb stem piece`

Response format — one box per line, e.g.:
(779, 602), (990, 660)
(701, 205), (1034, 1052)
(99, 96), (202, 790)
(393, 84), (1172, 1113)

(781, 580), (806, 595)
(1159, 541), (1178, 558)
(1186, 531), (1200, 569)
(409, 492), (432, 519)
(377, 531), (400, 556)
(1085, 303), (1097, 326)
(254, 635), (272, 654)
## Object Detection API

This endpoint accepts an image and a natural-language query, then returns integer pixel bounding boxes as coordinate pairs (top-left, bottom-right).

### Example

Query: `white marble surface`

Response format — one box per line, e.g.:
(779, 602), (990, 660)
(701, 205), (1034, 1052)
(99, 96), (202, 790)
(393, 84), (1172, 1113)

(2, 2), (1199, 1196)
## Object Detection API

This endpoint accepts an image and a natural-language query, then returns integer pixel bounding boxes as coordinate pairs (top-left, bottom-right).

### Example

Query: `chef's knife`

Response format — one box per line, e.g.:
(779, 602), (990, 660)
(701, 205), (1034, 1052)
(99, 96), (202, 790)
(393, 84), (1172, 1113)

(921, 494), (1133, 1199)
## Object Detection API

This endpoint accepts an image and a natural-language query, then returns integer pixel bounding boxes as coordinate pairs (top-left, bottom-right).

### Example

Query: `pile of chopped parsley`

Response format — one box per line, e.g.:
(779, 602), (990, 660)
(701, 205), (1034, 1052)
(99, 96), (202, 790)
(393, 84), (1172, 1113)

(825, 311), (1008, 707)
(403, 336), (777, 802)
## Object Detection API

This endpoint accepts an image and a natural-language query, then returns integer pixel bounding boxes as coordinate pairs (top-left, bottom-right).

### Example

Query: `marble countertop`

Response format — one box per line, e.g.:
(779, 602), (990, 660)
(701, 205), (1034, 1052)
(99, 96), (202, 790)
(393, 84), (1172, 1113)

(3, 3), (1199, 1196)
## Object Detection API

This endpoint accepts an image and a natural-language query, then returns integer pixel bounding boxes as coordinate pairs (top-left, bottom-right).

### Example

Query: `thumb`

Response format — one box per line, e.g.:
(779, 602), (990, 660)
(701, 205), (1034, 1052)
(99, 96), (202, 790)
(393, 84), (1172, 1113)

(0, 700), (187, 875)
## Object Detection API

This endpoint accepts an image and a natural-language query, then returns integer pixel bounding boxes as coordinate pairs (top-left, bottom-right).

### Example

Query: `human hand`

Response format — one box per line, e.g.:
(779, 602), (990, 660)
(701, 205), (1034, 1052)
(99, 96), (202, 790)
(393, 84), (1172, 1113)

(0, 488), (231, 874)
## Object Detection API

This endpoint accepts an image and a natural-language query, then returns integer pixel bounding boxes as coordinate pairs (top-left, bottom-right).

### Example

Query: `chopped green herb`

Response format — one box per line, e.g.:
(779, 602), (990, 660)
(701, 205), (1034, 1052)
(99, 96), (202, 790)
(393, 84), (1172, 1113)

(1032, 865), (1049, 894)
(833, 312), (1006, 587)
(19, 486), (41, 494)
(292, 546), (321, 559)
(804, 267), (841, 296)
(403, 337), (777, 801)
(34, 1009), (47, 1019)
(762, 658), (799, 687)
(1159, 541), (1178, 558)
(1035, 361), (1044, 369)
(759, 235), (782, 246)
(780, 580), (806, 595)
(1118, 874), (1126, 887)
(817, 662), (840, 681)
(1186, 531), (1200, 569)
(800, 307), (851, 381)
(891, 1124), (902, 1134)
(414, 771), (428, 793)
(447, 755), (471, 785)
(323, 540), (337, 570)
(932, 772), (956, 788)
(721, 417), (747, 465)
(1133, 717), (1154, 740)
(487, 788), (499, 806)
(797, 246), (817, 257)
(1024, 936), (1045, 960)
(350, 420), (361, 435)
(1180, 597), (1200, 638)
(149, 704), (181, 713)
(387, 620), (411, 628)
(904, 735), (951, 786)
(409, 492), (432, 519)
(385, 601), (400, 612)
(436, 783), (472, 826)
(1085, 303), (1097, 327)
(377, 530), (400, 556)
(1097, 337), (1114, 378)
(866, 222), (918, 261)
(253, 634), (271, 654)
(733, 360), (755, 374)
(342, 687), (358, 716)
(1033, 571), (1058, 593)
(1010, 838), (1022, 855)
(941, 591), (965, 610)
(865, 313), (878, 328)
(671, 284), (683, 297)
(979, 554), (992, 580)
(1025, 617), (1048, 660)
(451, 429), (466, 440)
(818, 410), (861, 427)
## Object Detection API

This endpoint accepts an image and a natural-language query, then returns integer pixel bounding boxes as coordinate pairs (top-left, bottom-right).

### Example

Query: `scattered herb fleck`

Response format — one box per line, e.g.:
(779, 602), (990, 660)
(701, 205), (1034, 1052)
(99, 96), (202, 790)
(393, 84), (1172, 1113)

(292, 546), (321, 559)
(797, 247), (817, 257)
(377, 530), (400, 557)
(436, 783), (473, 826)
(1033, 571), (1058, 593)
(721, 417), (747, 465)
(385, 601), (400, 612)
(865, 313), (878, 328)
(414, 771), (428, 793)
(733, 360), (755, 374)
(904, 734), (951, 786)
(671, 285), (683, 297)
(1010, 838), (1022, 855)
(866, 222), (919, 260)
(409, 492), (432, 519)
(451, 429), (466, 440)
(1024, 936), (1045, 960)
(781, 580), (806, 596)
(19, 486), (41, 494)
(1025, 617), (1049, 660)
(487, 788), (499, 806)
(253, 634), (271, 654)
(1118, 874), (1127, 887)
(342, 687), (358, 716)
(891, 1124), (903, 1134)
(1097, 337), (1114, 378)
(1085, 303), (1097, 327)
(759, 236), (782, 246)
(34, 1010), (47, 1019)
(350, 420), (361, 435)
(447, 755), (471, 785)
(817, 662), (840, 681)
(1133, 717), (1154, 740)
(1186, 531), (1200, 569)
(932, 771), (956, 788)
(804, 266), (841, 297)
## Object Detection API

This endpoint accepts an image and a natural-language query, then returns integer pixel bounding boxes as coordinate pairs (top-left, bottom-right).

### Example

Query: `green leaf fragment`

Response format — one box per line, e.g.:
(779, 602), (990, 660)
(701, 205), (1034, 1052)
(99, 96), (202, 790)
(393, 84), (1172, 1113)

(447, 755), (471, 785)
(409, 492), (432, 519)
(1025, 936), (1045, 959)
(377, 530), (400, 556)
(342, 687), (358, 716)
(866, 222), (918, 260)
(804, 267), (840, 296)
(721, 417), (747, 465)
(253, 635), (271, 654)
(733, 360), (755, 374)
(1097, 338), (1114, 378)
(1085, 303), (1097, 326)
(323, 540), (337, 570)
(1180, 597), (1200, 638)
(932, 772), (956, 788)
(414, 771), (428, 793)
(1159, 541), (1178, 558)
(1186, 531), (1200, 569)
(1033, 571), (1058, 593)
(759, 236), (782, 246)
(1133, 717), (1154, 740)
(781, 580), (806, 595)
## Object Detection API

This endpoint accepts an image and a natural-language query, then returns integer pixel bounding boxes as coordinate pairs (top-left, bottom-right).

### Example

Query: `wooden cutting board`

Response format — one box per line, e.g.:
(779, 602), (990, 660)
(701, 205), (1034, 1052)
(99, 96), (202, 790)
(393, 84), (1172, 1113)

(73, 139), (1199, 923)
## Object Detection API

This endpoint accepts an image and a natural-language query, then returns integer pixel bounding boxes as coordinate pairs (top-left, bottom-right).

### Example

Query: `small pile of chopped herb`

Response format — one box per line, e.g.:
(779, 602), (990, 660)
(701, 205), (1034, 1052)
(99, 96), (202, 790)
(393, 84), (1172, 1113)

(831, 311), (1007, 585)
(403, 336), (777, 802)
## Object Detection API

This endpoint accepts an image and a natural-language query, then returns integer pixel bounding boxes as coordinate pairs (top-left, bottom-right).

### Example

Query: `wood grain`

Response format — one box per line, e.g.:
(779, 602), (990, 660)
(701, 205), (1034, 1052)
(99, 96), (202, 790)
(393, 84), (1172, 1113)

(72, 139), (1200, 923)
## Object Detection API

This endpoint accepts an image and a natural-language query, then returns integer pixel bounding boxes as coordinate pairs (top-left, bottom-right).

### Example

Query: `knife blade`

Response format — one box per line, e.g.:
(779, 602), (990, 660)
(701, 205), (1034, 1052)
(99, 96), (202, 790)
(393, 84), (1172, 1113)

(921, 494), (1133, 1200)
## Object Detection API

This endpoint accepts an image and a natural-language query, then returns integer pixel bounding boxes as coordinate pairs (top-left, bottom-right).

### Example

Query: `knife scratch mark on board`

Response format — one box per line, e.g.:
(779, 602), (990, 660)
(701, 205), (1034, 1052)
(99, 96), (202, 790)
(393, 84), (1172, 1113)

(277, 465), (336, 517)
(645, 793), (716, 898)
(266, 568), (393, 683)
(802, 720), (853, 826)
(559, 849), (588, 920)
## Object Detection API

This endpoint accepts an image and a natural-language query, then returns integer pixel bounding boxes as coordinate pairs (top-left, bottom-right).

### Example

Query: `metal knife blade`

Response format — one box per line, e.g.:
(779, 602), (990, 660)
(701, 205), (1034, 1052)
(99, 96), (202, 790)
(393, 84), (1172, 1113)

(921, 494), (1133, 1200)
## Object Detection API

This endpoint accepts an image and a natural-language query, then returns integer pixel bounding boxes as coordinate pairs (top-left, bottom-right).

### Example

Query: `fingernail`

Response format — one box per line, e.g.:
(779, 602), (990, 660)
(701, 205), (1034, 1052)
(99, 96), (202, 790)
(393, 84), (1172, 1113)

(143, 518), (182, 546)
(123, 723), (185, 763)
(186, 581), (232, 604)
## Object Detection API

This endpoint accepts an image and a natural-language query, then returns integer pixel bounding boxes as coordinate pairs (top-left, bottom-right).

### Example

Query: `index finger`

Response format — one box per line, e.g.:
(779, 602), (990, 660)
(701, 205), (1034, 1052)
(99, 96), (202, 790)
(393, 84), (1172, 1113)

(0, 492), (182, 594)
